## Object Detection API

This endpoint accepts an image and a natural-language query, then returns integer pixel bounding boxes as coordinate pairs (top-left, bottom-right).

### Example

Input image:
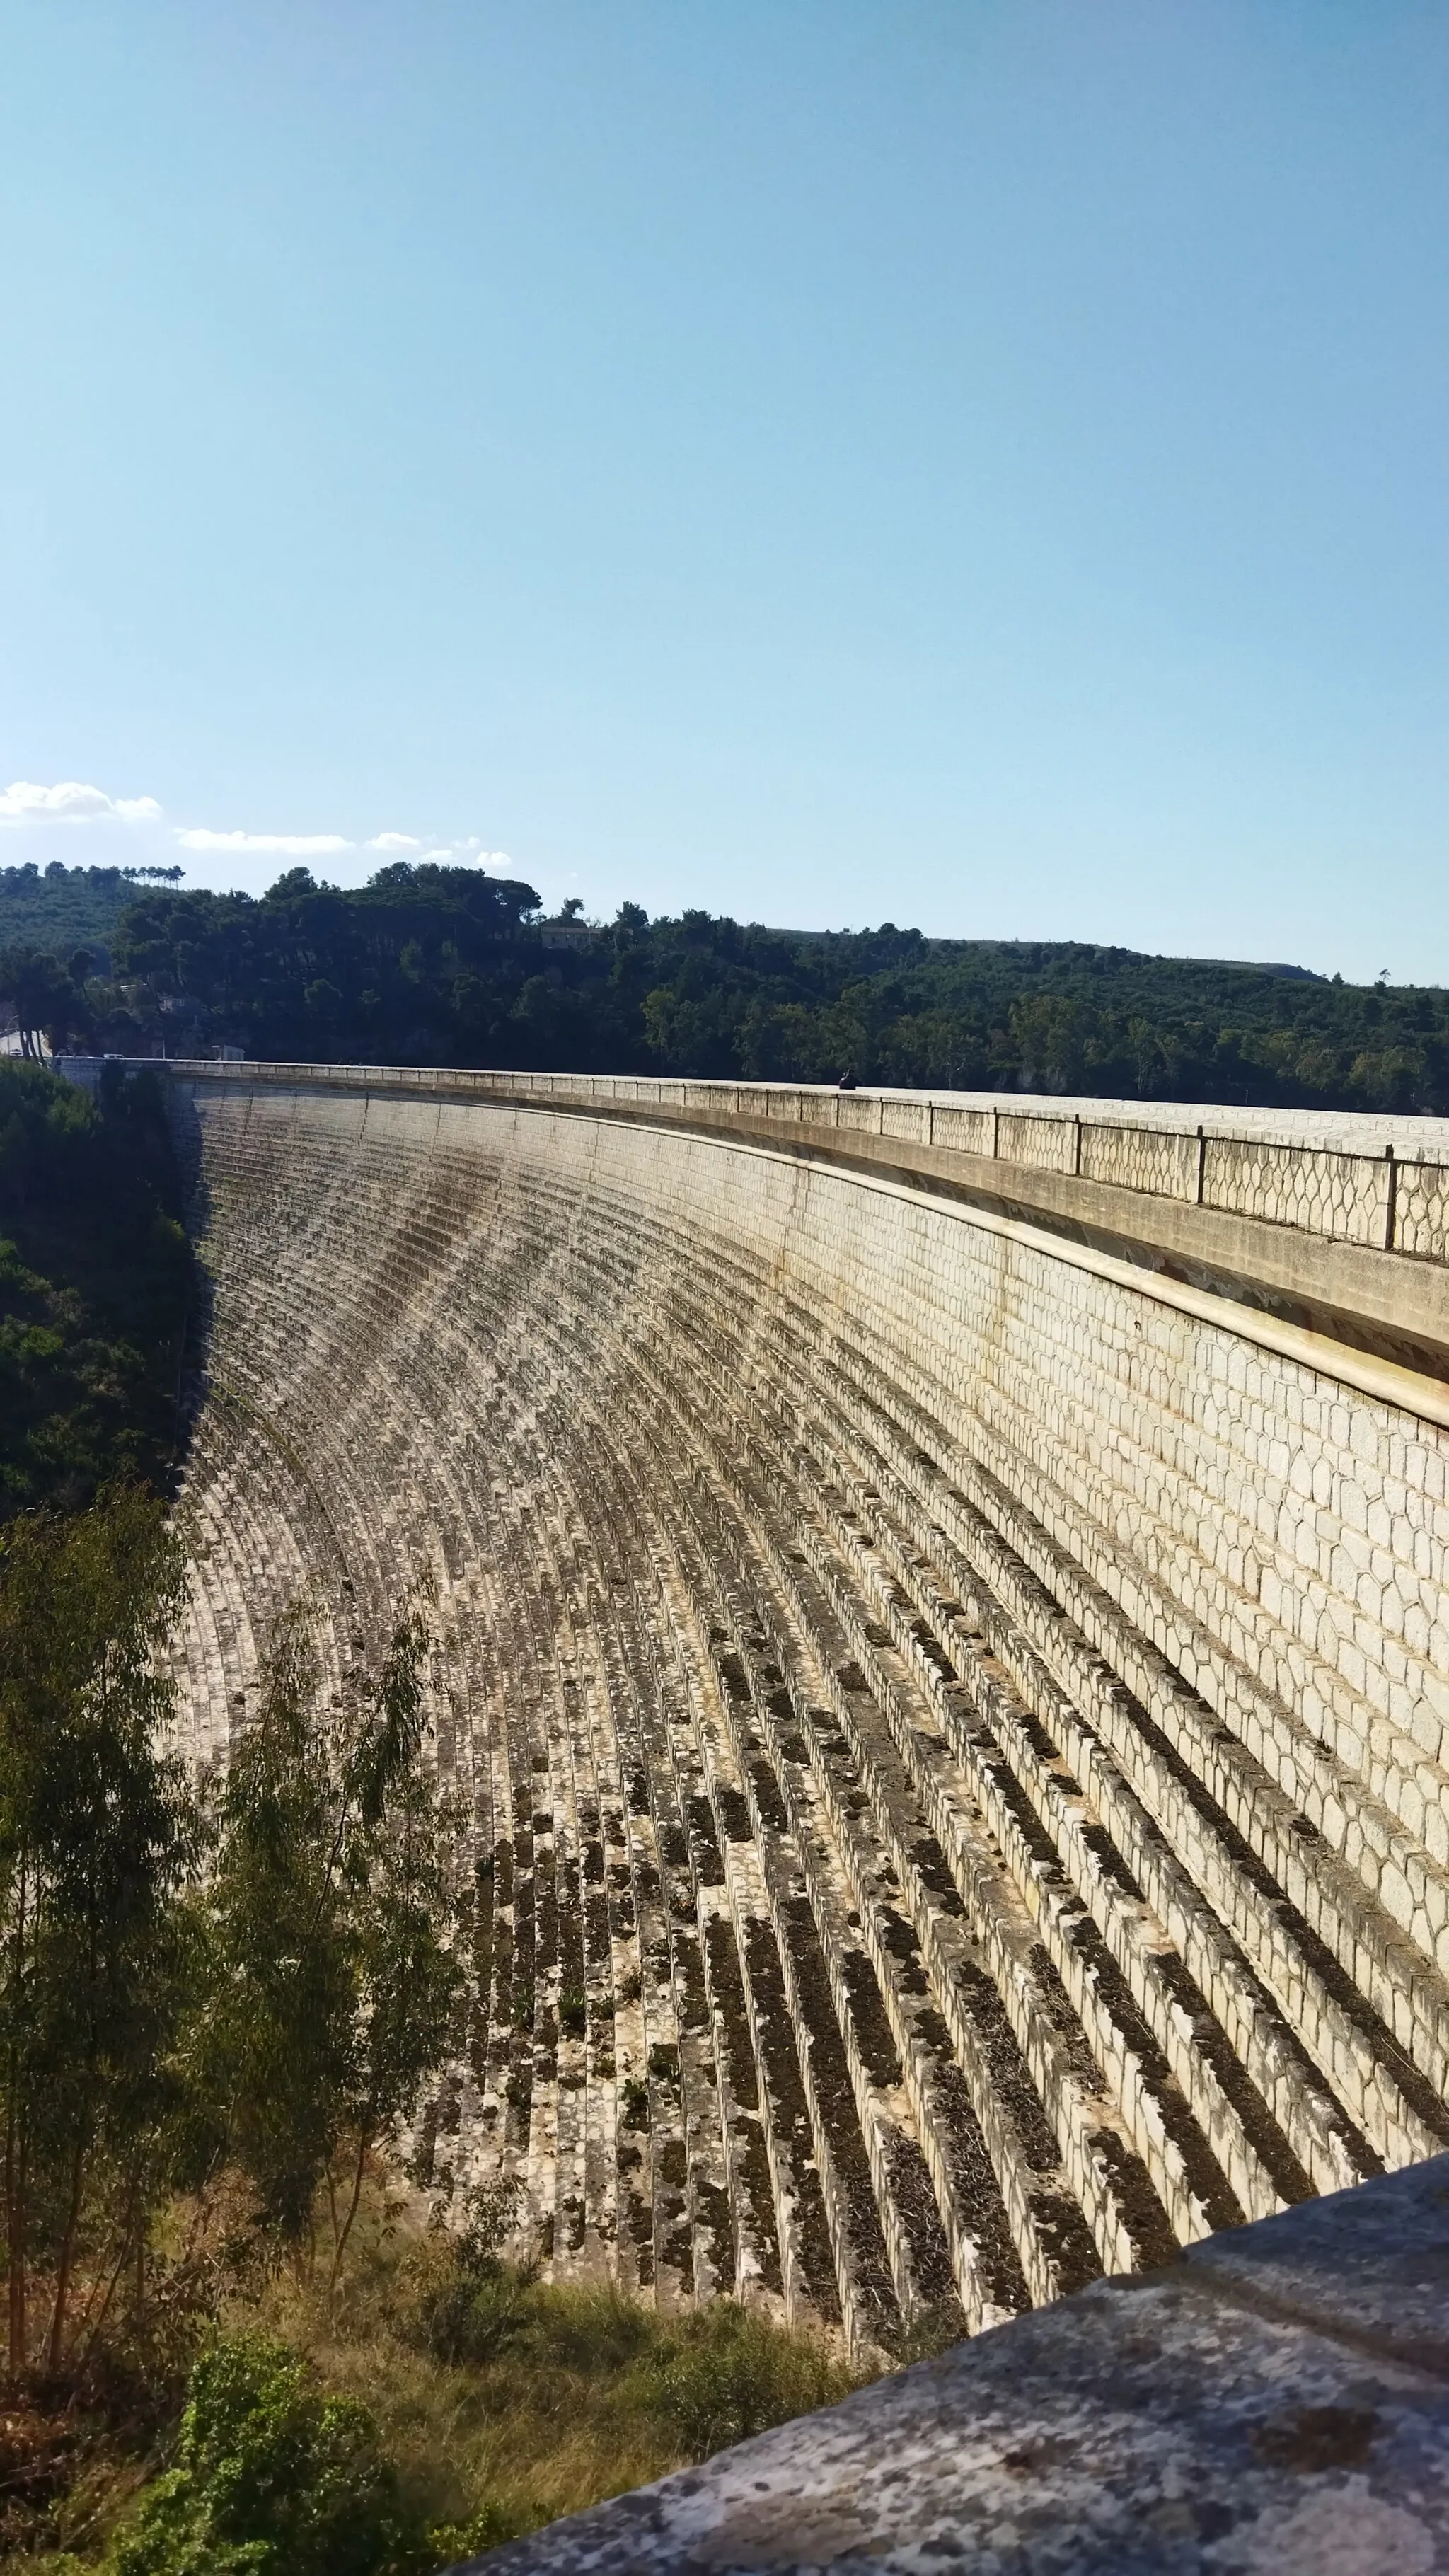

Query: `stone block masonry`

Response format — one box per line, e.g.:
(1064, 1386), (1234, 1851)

(159, 1065), (1449, 2362)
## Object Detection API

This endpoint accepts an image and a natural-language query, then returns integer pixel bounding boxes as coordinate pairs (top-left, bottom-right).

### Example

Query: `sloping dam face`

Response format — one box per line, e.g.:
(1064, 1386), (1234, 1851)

(167, 1067), (1449, 2352)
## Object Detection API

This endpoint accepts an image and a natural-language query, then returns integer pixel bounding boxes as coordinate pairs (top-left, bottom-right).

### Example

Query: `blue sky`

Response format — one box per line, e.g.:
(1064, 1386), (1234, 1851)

(2, 3), (1447, 977)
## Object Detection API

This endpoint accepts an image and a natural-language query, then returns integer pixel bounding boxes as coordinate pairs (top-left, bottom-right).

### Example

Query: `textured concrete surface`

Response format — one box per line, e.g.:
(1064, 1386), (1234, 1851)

(465, 2154), (1449, 2574)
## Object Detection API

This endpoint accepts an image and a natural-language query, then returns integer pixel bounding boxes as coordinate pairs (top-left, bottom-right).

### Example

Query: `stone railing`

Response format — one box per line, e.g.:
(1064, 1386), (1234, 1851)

(144, 1060), (1449, 1268)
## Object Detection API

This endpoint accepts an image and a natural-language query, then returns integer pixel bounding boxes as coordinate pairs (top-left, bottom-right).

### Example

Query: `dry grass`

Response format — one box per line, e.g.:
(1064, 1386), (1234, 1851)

(253, 2189), (867, 2543)
(6, 2181), (872, 2568)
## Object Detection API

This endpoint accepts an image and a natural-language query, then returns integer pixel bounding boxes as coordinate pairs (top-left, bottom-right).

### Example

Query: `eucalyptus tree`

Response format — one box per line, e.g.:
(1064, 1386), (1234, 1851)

(0, 1489), (195, 2381)
(200, 1593), (463, 2274)
(0, 1506), (464, 2387)
(330, 1596), (462, 2277)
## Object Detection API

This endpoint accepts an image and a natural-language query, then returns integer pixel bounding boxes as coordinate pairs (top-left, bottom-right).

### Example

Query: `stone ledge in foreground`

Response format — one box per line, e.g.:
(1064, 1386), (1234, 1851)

(460, 2156), (1449, 2575)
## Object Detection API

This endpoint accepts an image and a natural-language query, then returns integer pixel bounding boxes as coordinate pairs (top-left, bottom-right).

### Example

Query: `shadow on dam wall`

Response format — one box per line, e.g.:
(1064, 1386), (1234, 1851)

(138, 1065), (1449, 2393)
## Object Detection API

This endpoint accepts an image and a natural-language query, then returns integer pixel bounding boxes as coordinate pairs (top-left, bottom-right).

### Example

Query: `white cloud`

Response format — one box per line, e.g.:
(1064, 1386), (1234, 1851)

(365, 833), (515, 868)
(0, 779), (162, 824)
(0, 778), (520, 887)
(175, 828), (353, 856)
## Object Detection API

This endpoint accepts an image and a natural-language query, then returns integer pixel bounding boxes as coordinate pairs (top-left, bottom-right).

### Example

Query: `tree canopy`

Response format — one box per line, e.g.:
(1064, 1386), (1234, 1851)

(0, 1060), (192, 1520)
(6, 856), (1448, 1112)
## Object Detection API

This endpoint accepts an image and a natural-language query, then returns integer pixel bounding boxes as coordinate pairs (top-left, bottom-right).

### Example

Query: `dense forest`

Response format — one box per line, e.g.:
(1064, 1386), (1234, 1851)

(0, 1059), (192, 1520)
(4, 856), (1449, 1113)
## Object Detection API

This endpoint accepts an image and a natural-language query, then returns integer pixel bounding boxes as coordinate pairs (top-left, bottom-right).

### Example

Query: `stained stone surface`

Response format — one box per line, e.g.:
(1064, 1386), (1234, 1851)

(465, 2154), (1449, 2574)
(160, 1072), (1449, 2365)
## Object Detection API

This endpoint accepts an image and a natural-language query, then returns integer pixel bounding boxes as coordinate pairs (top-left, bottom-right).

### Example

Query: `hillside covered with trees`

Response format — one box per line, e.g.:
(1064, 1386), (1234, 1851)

(0, 859), (183, 957)
(0, 1059), (192, 1520)
(4, 856), (1448, 1113)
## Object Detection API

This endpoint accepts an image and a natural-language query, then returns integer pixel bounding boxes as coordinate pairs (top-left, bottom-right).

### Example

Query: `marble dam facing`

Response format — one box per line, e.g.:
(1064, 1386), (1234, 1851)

(158, 1063), (1449, 2356)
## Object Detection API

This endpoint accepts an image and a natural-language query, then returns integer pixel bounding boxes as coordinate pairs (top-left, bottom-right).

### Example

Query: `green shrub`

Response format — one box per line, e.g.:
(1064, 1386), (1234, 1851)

(86, 2212), (864, 2570)
(648, 2302), (855, 2457)
(415, 2256), (536, 2371)
(109, 2335), (425, 2576)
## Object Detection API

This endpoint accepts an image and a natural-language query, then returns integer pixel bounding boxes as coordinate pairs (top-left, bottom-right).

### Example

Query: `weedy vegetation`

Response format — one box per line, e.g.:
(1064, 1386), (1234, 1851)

(0, 1020), (879, 2575)
(0, 1504), (863, 2573)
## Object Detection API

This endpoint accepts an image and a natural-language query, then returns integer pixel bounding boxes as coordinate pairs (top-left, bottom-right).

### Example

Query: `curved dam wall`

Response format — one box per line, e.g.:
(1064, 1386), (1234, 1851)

(162, 1063), (1449, 2356)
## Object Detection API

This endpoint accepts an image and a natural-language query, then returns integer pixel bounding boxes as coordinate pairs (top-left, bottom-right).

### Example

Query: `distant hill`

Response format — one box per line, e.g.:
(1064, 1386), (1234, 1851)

(783, 931), (1325, 983)
(0, 858), (185, 960)
(2, 860), (1443, 1114)
(1188, 957), (1324, 981)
